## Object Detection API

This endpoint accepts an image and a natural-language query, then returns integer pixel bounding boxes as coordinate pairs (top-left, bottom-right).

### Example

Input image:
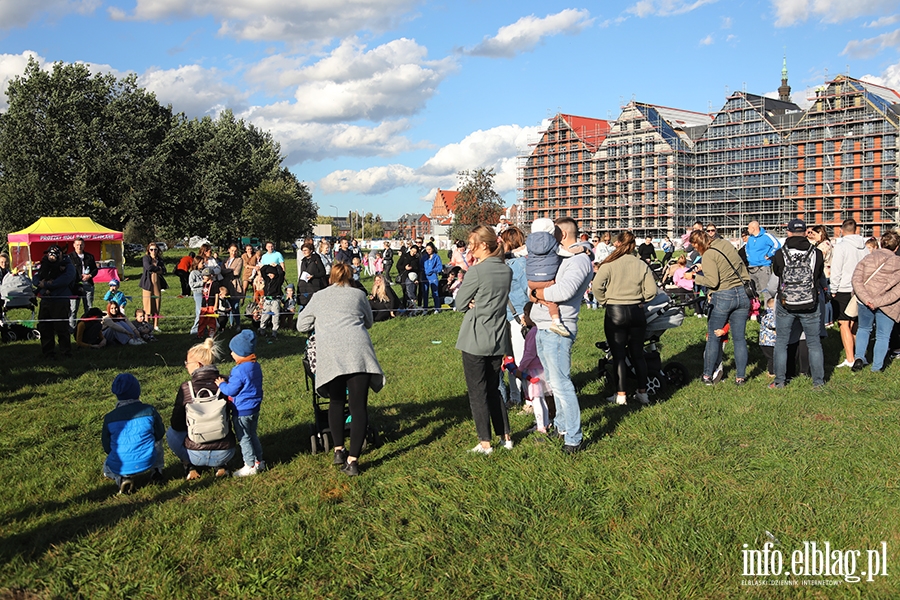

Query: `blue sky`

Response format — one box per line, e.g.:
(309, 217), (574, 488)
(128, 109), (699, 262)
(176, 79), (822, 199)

(1, 0), (900, 220)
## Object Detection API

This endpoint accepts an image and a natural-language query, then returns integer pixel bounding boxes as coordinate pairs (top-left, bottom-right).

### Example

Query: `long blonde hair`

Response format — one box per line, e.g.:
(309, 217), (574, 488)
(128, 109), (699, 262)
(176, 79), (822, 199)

(468, 225), (502, 258)
(371, 274), (389, 302)
(188, 337), (222, 367)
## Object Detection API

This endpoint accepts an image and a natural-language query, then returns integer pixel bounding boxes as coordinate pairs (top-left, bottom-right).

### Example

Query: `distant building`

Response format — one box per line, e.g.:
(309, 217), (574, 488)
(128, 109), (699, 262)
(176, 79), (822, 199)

(518, 65), (900, 238)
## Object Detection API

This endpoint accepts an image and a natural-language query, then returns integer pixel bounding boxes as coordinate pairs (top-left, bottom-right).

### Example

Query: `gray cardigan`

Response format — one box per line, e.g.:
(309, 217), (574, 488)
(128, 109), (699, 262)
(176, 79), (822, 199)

(455, 255), (512, 356)
(296, 284), (385, 396)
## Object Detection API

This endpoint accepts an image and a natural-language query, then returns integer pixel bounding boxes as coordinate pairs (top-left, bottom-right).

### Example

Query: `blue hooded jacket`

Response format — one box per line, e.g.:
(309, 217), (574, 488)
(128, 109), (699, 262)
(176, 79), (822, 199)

(745, 227), (781, 268)
(525, 231), (562, 282)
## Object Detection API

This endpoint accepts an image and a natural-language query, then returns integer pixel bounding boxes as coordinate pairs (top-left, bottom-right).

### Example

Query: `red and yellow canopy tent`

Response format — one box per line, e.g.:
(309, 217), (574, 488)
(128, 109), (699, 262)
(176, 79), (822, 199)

(7, 217), (124, 282)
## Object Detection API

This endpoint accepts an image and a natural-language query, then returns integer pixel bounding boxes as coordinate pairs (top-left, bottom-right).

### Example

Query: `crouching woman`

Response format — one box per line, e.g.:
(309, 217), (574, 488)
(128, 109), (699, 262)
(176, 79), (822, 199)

(101, 373), (165, 494)
(166, 338), (237, 480)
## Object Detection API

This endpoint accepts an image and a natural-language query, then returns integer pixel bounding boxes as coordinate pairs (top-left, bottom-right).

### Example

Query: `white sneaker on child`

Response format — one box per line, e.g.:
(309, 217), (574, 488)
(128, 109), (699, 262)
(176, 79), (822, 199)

(502, 440), (514, 450)
(469, 444), (493, 455)
(232, 464), (258, 477)
(548, 322), (571, 337)
(606, 394), (627, 405)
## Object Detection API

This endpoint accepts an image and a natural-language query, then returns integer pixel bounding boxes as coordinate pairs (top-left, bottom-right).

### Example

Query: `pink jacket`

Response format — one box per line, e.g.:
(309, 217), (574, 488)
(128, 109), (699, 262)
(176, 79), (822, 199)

(851, 248), (900, 322)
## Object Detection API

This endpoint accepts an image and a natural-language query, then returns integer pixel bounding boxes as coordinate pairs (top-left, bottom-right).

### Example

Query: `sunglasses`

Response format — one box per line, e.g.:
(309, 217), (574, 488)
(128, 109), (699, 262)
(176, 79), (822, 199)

(706, 229), (716, 233)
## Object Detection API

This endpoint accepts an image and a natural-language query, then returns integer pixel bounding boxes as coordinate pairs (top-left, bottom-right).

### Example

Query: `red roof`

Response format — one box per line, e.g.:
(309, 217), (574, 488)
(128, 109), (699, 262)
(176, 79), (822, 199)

(432, 189), (459, 218)
(559, 114), (611, 151)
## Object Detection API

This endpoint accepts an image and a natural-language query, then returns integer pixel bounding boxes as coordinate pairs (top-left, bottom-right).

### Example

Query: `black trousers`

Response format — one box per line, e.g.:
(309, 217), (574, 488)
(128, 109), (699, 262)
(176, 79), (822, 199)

(38, 297), (71, 357)
(604, 303), (648, 393)
(327, 372), (370, 458)
(461, 352), (509, 442)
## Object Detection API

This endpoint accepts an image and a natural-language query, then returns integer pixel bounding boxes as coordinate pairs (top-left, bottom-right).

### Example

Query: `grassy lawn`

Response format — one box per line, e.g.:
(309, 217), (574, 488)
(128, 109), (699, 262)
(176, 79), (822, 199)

(0, 251), (898, 598)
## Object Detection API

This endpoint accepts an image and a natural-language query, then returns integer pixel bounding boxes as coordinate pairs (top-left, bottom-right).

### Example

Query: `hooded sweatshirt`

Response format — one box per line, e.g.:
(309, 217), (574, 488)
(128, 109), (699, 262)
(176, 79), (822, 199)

(830, 234), (867, 293)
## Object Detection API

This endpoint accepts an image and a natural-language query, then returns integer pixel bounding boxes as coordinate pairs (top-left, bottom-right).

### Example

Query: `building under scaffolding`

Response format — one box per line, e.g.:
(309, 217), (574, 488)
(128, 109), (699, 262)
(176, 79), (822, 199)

(517, 71), (900, 238)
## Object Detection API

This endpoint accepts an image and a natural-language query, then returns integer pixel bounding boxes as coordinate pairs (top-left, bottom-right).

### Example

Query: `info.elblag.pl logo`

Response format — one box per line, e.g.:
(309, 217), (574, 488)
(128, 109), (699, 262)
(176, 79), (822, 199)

(741, 540), (889, 586)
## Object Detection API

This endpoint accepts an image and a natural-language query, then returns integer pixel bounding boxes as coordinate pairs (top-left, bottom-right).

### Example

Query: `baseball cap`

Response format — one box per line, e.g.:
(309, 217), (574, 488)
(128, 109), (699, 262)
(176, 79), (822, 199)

(786, 218), (806, 233)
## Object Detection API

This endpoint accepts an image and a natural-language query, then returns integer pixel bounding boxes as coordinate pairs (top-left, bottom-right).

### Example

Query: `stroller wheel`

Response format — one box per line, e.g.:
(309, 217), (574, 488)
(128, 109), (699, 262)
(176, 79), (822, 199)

(29, 329), (40, 341)
(662, 362), (690, 388)
(310, 433), (320, 455)
(321, 431), (331, 453)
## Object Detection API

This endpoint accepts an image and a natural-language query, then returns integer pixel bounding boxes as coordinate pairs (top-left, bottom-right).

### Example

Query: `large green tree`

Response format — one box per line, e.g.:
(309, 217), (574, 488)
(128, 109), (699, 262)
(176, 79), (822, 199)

(0, 58), (172, 234)
(449, 168), (505, 242)
(242, 170), (317, 247)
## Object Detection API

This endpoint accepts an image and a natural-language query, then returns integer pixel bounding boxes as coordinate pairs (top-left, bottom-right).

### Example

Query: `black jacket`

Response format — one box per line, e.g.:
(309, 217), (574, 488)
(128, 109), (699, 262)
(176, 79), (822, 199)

(297, 253), (327, 305)
(260, 264), (284, 298)
(396, 252), (420, 281)
(68, 251), (98, 282)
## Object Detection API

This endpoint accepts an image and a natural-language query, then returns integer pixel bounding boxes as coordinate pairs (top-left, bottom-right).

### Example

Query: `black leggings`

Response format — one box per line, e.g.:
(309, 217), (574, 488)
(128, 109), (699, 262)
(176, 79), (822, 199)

(604, 304), (648, 393)
(327, 372), (370, 458)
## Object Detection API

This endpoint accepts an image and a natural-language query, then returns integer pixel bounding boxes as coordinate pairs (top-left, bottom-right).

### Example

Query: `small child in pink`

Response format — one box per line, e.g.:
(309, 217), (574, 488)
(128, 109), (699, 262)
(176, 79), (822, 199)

(510, 303), (553, 433)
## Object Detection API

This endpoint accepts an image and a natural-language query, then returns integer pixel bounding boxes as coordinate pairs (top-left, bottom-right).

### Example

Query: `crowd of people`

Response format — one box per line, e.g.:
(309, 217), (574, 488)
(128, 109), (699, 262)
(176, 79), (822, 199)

(7, 216), (900, 491)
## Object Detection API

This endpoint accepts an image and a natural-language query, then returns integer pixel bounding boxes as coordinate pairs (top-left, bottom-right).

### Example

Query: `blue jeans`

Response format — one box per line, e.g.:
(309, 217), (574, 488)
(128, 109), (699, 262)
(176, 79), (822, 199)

(774, 303), (825, 386)
(167, 427), (235, 468)
(855, 302), (894, 371)
(233, 413), (263, 467)
(704, 287), (750, 380)
(536, 329), (581, 446)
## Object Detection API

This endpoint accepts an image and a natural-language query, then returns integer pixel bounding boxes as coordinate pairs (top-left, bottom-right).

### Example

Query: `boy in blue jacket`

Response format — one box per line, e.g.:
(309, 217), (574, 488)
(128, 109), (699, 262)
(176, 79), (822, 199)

(101, 373), (165, 494)
(216, 329), (264, 476)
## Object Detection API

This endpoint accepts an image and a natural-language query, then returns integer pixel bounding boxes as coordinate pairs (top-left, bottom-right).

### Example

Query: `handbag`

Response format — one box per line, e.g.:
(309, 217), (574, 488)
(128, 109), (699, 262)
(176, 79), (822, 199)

(708, 247), (757, 301)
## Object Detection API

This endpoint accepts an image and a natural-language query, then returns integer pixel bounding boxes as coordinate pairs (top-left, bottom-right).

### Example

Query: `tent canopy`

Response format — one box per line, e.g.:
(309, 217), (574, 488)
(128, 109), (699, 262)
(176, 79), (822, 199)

(7, 217), (124, 281)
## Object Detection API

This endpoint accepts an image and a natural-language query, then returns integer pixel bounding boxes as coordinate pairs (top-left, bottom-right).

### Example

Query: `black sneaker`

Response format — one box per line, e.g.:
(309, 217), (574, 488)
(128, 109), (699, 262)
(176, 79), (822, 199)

(851, 358), (865, 372)
(562, 443), (582, 455)
(341, 460), (360, 476)
(118, 478), (135, 495)
(150, 469), (165, 484)
(333, 448), (348, 466)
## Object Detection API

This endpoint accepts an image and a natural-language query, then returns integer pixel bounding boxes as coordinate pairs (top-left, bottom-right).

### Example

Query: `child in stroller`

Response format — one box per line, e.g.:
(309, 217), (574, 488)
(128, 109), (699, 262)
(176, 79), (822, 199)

(595, 291), (692, 398)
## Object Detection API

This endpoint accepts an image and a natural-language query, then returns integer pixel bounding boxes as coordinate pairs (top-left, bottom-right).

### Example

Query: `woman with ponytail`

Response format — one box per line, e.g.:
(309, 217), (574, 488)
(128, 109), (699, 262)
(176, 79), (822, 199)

(592, 232), (659, 405)
(455, 225), (514, 454)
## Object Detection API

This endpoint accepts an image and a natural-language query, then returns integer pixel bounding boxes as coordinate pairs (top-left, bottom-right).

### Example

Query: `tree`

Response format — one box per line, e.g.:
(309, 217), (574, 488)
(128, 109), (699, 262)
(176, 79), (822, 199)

(0, 58), (172, 235)
(242, 171), (317, 248)
(448, 168), (505, 243)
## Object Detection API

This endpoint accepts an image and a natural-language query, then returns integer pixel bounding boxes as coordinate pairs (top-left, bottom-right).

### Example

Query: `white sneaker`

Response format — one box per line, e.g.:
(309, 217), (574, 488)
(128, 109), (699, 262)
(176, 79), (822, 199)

(232, 464), (258, 477)
(606, 393), (627, 405)
(548, 322), (571, 337)
(634, 392), (650, 405)
(836, 360), (854, 368)
(469, 444), (493, 455)
(128, 338), (141, 346)
(502, 440), (514, 450)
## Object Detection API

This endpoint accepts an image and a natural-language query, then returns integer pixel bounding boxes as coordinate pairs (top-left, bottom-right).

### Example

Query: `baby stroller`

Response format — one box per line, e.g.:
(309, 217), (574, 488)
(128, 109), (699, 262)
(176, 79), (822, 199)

(648, 259), (665, 283)
(302, 334), (380, 454)
(0, 272), (40, 342)
(595, 291), (692, 396)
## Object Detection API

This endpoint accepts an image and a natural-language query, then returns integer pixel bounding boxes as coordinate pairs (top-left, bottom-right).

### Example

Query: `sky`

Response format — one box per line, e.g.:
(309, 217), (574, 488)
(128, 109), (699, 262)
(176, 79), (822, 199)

(1, 0), (900, 221)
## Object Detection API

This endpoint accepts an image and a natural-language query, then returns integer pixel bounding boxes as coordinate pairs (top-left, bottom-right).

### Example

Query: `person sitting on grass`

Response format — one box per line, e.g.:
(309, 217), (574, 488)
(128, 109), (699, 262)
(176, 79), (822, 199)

(215, 330), (265, 477)
(75, 307), (107, 350)
(102, 373), (165, 495)
(102, 301), (144, 346)
(167, 338), (237, 480)
(132, 308), (157, 342)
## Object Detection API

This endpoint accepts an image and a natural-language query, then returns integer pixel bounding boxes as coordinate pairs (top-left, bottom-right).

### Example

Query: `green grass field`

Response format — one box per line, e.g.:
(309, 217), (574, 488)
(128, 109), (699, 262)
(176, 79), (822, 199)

(0, 252), (898, 599)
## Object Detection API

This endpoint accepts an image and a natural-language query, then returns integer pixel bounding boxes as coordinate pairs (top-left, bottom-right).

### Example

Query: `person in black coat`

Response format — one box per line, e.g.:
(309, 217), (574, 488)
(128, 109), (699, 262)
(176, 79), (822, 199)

(368, 274), (401, 321)
(35, 245), (76, 358)
(297, 243), (327, 307)
(396, 245), (421, 307)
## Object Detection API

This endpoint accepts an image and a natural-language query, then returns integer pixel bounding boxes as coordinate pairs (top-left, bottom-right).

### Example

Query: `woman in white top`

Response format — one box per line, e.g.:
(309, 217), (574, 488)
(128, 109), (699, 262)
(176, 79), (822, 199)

(593, 232), (614, 264)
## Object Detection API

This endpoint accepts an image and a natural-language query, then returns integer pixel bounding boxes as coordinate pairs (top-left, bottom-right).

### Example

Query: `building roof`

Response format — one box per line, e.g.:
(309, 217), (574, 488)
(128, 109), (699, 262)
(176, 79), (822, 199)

(434, 189), (459, 214)
(559, 114), (611, 151)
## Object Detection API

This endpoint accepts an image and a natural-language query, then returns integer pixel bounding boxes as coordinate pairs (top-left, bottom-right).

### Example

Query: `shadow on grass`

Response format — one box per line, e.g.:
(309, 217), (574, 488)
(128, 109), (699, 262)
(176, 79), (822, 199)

(0, 471), (222, 563)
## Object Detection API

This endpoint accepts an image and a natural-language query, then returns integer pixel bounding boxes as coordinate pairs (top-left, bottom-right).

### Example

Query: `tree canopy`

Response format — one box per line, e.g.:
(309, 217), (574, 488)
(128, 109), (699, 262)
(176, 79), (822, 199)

(0, 58), (317, 246)
(449, 168), (505, 242)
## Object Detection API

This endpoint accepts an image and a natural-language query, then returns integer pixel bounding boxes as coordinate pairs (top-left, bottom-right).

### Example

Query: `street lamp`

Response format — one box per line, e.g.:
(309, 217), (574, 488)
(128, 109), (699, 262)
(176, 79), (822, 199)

(329, 205), (338, 237)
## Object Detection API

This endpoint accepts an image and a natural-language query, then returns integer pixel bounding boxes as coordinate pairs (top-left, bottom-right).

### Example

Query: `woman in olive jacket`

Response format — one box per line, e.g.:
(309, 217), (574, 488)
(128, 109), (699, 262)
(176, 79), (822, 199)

(455, 225), (513, 454)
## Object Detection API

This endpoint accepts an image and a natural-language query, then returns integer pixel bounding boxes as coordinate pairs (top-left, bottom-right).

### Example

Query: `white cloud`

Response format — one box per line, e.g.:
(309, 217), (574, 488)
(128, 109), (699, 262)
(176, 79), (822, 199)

(245, 38), (457, 123)
(0, 0), (99, 29)
(138, 65), (248, 117)
(318, 124), (543, 196)
(699, 34), (714, 45)
(771, 0), (900, 27)
(865, 14), (900, 27)
(627, 0), (718, 18)
(461, 9), (594, 58)
(110, 0), (421, 43)
(0, 52), (43, 111)
(858, 62), (900, 94)
(721, 16), (732, 28)
(842, 29), (900, 58)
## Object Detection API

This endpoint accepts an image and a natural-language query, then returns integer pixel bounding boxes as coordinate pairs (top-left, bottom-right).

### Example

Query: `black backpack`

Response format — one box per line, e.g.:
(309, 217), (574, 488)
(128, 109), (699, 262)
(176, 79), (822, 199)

(779, 246), (817, 312)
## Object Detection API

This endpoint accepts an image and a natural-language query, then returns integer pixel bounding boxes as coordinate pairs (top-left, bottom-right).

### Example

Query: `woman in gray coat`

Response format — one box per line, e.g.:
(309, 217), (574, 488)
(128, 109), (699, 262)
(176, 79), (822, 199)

(455, 225), (514, 454)
(297, 262), (384, 476)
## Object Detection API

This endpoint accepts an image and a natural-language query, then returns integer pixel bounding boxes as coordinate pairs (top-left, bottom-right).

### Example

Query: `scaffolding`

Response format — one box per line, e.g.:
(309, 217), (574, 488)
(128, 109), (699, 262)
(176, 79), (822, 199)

(517, 76), (900, 238)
